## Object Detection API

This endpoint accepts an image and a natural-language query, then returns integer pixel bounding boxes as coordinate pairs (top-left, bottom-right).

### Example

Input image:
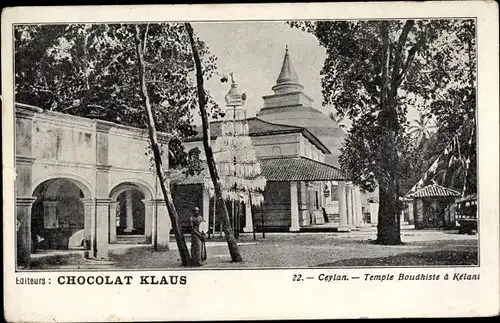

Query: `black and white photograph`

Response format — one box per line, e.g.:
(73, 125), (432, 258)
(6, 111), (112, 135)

(12, 17), (479, 270)
(2, 2), (499, 321)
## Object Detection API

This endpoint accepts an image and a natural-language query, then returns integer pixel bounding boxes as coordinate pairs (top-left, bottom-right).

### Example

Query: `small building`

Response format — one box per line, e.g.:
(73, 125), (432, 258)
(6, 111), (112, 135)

(409, 184), (461, 229)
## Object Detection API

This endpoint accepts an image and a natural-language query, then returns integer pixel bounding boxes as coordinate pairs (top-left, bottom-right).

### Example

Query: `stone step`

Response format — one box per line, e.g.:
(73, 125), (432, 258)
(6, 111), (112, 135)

(115, 235), (147, 244)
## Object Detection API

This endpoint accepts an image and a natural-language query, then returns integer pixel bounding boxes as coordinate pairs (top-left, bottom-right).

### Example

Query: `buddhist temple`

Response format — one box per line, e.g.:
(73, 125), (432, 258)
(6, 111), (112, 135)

(171, 47), (379, 233)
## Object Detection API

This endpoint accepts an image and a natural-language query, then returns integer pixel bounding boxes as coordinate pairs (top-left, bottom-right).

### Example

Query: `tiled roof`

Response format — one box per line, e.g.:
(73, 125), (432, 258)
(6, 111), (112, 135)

(185, 117), (330, 154)
(411, 184), (460, 198)
(260, 157), (346, 181)
(186, 117), (300, 140)
(169, 156), (347, 185)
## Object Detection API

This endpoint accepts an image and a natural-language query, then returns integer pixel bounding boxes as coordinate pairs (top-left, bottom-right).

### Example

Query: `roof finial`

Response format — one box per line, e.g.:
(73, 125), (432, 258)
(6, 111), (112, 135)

(229, 71), (235, 84)
(272, 46), (304, 94)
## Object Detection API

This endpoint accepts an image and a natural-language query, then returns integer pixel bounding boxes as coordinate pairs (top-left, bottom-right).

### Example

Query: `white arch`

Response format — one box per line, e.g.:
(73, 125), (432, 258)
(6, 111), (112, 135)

(109, 180), (154, 201)
(32, 174), (93, 198)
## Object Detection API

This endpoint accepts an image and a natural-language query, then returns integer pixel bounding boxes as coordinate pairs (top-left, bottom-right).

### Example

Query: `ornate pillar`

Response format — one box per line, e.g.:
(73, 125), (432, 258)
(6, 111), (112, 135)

(143, 199), (155, 244)
(355, 186), (363, 226)
(370, 202), (379, 225)
(298, 181), (308, 225)
(94, 120), (112, 259)
(337, 181), (350, 232)
(202, 187), (210, 224)
(346, 183), (353, 228)
(16, 197), (37, 268)
(155, 200), (171, 250)
(407, 201), (414, 225)
(109, 201), (118, 243)
(81, 198), (95, 255)
(95, 198), (110, 259)
(289, 181), (300, 232)
(243, 197), (253, 233)
(15, 104), (42, 269)
(414, 199), (424, 229)
(151, 199), (158, 247)
(124, 190), (135, 232)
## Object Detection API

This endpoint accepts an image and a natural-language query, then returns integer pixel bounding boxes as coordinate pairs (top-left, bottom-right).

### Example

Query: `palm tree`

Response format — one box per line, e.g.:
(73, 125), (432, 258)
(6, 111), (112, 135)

(408, 113), (436, 148)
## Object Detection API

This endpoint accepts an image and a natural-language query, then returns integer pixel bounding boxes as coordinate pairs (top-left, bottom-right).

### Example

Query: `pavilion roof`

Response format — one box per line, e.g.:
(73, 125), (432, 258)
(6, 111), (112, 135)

(409, 184), (460, 199)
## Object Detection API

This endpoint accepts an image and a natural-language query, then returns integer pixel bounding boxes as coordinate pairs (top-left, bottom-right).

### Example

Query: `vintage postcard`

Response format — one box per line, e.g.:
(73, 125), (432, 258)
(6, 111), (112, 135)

(2, 2), (499, 321)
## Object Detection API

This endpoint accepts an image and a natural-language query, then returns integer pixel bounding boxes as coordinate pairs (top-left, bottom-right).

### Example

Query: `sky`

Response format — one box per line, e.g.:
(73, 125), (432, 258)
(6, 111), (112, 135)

(192, 22), (326, 120)
(192, 21), (421, 126)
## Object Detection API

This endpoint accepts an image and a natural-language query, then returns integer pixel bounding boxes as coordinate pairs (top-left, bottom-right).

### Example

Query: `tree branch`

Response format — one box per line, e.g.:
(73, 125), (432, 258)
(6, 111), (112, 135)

(390, 20), (415, 92)
(133, 24), (191, 266)
(101, 48), (133, 75)
(397, 32), (425, 87)
(184, 22), (243, 262)
(143, 23), (149, 56)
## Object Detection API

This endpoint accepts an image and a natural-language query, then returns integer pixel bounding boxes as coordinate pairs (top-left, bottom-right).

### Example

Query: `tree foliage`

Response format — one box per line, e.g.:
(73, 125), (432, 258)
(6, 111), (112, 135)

(290, 19), (476, 244)
(408, 113), (437, 148)
(14, 23), (223, 169)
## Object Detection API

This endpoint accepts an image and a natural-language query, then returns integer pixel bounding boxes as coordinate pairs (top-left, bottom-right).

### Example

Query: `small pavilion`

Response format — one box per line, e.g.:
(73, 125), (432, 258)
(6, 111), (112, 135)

(407, 184), (461, 229)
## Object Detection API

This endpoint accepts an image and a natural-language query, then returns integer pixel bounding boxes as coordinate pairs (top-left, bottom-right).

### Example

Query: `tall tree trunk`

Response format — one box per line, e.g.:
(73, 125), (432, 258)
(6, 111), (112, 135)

(376, 181), (401, 244)
(133, 25), (191, 266)
(376, 21), (402, 245)
(185, 22), (243, 262)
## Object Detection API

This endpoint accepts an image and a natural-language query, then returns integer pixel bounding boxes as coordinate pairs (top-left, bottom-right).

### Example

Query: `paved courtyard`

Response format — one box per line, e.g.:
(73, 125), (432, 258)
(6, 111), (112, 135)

(29, 227), (478, 270)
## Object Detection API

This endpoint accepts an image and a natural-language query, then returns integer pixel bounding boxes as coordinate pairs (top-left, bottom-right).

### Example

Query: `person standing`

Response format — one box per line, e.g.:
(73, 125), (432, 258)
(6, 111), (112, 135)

(190, 207), (207, 266)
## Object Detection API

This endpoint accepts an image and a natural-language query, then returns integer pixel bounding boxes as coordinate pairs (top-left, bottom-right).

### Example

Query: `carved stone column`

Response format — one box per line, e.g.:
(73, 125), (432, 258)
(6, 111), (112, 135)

(109, 201), (118, 243)
(15, 104), (41, 269)
(143, 199), (155, 244)
(289, 182), (300, 232)
(337, 181), (350, 232)
(95, 198), (110, 259)
(298, 181), (308, 226)
(355, 186), (363, 226)
(81, 198), (95, 255)
(124, 190), (135, 232)
(155, 200), (171, 251)
(346, 183), (354, 228)
(408, 201), (415, 225)
(243, 198), (253, 233)
(202, 187), (210, 224)
(16, 197), (37, 268)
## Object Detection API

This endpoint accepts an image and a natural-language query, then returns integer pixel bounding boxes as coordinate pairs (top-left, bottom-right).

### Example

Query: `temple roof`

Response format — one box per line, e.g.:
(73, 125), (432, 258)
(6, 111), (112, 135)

(259, 157), (346, 181)
(170, 156), (347, 185)
(185, 117), (330, 154)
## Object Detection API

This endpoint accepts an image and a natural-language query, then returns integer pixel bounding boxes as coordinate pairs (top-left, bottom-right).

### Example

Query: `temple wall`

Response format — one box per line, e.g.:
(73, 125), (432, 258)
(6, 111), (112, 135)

(184, 132), (322, 161)
(254, 182), (292, 230)
(29, 111), (167, 200)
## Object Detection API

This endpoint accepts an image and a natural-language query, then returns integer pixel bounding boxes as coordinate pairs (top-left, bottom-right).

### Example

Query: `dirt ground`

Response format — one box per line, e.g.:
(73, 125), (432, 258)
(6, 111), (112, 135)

(29, 228), (478, 270)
